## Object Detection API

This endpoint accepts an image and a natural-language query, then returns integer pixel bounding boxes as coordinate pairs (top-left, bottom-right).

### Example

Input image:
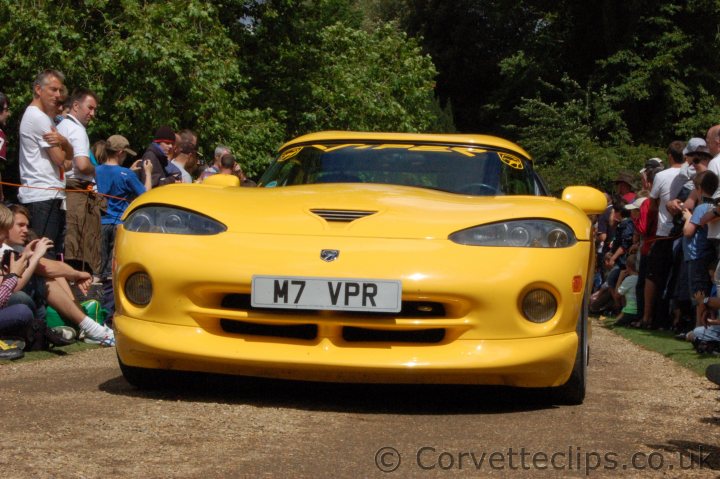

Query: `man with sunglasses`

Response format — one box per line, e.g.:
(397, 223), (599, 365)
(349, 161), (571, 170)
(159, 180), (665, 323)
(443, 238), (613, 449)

(670, 138), (714, 213)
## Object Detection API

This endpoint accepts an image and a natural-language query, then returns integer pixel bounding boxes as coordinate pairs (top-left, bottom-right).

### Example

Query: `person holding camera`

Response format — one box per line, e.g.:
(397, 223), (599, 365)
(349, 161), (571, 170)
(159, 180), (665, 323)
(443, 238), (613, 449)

(0, 204), (73, 351)
(3, 204), (115, 346)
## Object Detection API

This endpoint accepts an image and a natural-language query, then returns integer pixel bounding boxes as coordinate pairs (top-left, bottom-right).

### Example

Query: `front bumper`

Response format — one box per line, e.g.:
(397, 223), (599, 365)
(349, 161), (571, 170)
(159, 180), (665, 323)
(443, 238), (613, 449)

(115, 316), (578, 387)
(114, 229), (592, 388)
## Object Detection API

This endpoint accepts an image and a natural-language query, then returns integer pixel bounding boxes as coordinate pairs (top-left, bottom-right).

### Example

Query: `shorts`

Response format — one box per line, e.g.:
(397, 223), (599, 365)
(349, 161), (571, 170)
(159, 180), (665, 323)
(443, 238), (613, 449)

(688, 256), (713, 297)
(646, 237), (674, 284)
(692, 325), (720, 342)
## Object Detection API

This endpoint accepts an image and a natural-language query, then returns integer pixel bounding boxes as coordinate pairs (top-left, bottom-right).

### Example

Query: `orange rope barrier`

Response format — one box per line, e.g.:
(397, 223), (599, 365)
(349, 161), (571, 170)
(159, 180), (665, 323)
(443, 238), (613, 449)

(1, 180), (131, 202)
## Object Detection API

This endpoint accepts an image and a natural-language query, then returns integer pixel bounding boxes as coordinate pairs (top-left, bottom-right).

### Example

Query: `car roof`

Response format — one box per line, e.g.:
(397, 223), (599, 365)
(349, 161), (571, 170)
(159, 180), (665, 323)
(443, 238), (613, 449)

(279, 131), (532, 161)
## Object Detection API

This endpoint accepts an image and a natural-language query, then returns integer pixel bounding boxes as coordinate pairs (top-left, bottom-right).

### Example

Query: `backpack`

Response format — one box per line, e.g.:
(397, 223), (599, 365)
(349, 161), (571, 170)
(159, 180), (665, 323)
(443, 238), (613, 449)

(23, 317), (50, 351)
(45, 299), (107, 329)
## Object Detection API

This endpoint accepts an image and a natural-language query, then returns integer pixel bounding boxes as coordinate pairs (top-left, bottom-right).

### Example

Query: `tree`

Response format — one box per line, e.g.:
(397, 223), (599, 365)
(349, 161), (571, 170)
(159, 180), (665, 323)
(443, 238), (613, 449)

(228, 0), (444, 136)
(298, 22), (438, 133)
(0, 0), (284, 176)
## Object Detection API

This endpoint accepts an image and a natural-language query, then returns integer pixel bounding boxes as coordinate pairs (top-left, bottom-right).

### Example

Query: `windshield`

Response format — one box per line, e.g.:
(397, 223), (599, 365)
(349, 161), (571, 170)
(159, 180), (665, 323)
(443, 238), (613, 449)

(259, 143), (546, 196)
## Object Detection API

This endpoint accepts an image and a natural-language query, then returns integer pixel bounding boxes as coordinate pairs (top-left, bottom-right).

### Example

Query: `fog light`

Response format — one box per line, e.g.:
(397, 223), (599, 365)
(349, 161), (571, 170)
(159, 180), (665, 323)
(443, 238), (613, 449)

(522, 290), (557, 323)
(125, 272), (152, 306)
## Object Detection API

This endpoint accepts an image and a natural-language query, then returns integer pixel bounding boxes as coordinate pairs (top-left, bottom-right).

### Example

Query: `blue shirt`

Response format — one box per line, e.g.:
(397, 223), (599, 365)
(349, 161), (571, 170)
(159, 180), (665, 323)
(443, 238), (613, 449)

(96, 164), (147, 225)
(684, 202), (714, 261)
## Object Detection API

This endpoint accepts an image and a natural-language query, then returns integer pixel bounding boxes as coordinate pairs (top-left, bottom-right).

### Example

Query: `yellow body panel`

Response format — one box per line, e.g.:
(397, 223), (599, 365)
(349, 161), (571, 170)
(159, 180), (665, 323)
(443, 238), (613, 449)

(279, 131), (533, 160)
(114, 132), (598, 389)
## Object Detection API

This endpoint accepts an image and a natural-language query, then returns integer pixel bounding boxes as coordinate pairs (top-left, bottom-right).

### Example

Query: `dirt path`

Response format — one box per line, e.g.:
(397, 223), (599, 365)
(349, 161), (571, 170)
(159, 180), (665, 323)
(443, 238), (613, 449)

(1, 319), (719, 478)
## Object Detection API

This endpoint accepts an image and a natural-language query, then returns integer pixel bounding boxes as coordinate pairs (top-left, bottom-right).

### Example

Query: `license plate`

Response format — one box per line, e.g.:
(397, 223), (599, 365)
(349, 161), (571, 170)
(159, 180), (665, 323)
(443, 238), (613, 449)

(251, 275), (402, 312)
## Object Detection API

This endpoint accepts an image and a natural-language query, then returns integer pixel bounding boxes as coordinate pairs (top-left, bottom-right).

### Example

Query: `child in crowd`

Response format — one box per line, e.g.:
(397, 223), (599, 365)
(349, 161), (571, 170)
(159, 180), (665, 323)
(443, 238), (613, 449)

(682, 170), (718, 329)
(612, 254), (640, 327)
(95, 135), (152, 322)
(591, 200), (636, 314)
(95, 135), (152, 282)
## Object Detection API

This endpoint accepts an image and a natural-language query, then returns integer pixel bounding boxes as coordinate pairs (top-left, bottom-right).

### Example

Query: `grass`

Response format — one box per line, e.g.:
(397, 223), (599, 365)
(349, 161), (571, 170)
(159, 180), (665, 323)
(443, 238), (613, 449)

(1, 341), (99, 365)
(597, 315), (718, 376)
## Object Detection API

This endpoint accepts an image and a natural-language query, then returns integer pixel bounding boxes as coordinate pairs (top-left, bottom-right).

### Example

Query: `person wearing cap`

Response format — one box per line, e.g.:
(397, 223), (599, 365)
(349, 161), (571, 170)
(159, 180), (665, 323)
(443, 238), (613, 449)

(628, 171), (662, 324)
(642, 140), (686, 329)
(671, 139), (714, 214)
(613, 171), (637, 204)
(639, 157), (663, 176)
(137, 125), (177, 188)
(57, 88), (103, 277)
(95, 135), (152, 283)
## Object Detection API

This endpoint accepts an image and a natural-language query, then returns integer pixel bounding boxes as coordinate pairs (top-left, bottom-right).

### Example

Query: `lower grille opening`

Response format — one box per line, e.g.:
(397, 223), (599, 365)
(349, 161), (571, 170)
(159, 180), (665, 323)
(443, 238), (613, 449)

(343, 327), (445, 343)
(220, 319), (317, 340)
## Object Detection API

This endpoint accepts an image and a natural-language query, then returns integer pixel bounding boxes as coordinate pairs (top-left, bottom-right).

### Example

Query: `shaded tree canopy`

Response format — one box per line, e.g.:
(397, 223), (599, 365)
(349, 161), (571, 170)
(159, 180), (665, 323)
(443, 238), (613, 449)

(377, 0), (720, 191)
(2, 0), (718, 192)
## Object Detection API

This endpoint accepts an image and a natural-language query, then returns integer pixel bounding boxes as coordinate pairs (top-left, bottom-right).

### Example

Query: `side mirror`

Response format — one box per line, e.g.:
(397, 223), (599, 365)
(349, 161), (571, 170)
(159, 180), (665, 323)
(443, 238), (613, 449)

(562, 186), (607, 215)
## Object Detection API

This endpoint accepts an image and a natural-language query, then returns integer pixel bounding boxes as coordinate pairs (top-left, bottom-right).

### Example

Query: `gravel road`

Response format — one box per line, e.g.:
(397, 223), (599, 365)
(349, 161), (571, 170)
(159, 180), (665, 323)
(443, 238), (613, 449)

(1, 319), (719, 478)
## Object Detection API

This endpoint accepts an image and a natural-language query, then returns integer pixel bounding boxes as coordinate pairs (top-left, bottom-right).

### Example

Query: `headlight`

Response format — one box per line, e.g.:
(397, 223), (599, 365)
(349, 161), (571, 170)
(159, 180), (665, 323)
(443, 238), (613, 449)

(124, 206), (226, 235)
(449, 220), (576, 247)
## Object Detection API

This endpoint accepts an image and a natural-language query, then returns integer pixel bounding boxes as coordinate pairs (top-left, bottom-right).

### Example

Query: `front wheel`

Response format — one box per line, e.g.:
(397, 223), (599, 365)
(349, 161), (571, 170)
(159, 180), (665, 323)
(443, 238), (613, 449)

(552, 302), (588, 405)
(117, 353), (167, 389)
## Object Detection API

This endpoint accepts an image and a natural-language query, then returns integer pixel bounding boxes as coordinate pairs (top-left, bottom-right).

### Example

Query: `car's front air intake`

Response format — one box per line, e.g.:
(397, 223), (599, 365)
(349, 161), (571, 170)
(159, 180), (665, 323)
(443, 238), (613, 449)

(310, 209), (377, 222)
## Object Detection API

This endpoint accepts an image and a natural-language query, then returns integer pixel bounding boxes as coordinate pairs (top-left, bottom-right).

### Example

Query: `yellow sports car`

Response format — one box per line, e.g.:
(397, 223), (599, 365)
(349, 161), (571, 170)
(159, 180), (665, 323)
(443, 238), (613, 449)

(114, 131), (606, 403)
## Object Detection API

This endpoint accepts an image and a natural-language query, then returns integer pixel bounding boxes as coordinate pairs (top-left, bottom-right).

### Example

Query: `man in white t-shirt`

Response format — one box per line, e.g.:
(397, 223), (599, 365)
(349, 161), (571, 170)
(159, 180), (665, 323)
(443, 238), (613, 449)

(18, 70), (73, 259)
(641, 141), (685, 328)
(56, 88), (102, 275)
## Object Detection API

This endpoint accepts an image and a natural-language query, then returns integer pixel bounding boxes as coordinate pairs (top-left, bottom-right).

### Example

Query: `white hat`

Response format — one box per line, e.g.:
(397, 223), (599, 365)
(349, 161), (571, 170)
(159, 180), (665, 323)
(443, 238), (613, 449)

(624, 197), (647, 210)
(683, 137), (708, 156)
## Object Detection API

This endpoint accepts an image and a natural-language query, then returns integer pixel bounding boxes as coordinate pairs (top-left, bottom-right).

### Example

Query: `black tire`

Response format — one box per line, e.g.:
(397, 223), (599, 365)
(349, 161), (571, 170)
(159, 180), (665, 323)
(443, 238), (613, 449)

(117, 353), (166, 389)
(553, 299), (588, 405)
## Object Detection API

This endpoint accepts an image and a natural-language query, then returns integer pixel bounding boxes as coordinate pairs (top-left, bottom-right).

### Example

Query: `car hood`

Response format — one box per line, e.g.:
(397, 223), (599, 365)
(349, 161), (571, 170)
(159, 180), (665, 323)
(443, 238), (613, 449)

(126, 183), (594, 241)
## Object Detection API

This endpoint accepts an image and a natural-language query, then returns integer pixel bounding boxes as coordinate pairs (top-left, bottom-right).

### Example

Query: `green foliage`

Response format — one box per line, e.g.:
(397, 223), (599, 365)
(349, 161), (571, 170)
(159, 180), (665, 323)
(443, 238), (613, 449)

(398, 0), (720, 190)
(0, 0), (286, 176)
(0, 0), (446, 177)
(511, 77), (659, 194)
(299, 22), (438, 133)
(233, 0), (441, 137)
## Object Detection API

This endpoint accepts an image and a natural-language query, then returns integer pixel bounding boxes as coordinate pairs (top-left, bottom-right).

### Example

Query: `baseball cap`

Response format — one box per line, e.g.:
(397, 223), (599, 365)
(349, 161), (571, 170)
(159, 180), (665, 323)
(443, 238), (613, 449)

(639, 157), (663, 174)
(624, 197), (647, 210)
(683, 138), (709, 156)
(106, 135), (137, 156)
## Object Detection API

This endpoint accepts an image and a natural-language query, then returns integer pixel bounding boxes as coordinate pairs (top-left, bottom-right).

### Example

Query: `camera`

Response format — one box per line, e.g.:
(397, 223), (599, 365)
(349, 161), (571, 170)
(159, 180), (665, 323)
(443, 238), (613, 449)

(1, 249), (19, 269)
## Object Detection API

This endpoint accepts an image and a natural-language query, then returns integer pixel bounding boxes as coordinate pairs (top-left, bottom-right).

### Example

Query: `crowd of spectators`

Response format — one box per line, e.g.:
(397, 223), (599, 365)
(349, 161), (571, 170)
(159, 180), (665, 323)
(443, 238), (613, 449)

(591, 130), (720, 356)
(0, 69), (253, 359)
(1, 68), (718, 370)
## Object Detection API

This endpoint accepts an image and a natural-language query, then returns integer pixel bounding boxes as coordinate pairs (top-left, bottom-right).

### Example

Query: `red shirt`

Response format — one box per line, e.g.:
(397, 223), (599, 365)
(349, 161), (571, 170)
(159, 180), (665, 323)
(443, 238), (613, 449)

(632, 199), (657, 256)
(622, 192), (637, 204)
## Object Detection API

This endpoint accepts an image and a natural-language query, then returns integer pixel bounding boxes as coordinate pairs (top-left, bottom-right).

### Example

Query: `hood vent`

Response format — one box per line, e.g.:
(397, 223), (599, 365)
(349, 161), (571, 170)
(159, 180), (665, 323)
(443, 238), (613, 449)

(310, 209), (377, 222)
